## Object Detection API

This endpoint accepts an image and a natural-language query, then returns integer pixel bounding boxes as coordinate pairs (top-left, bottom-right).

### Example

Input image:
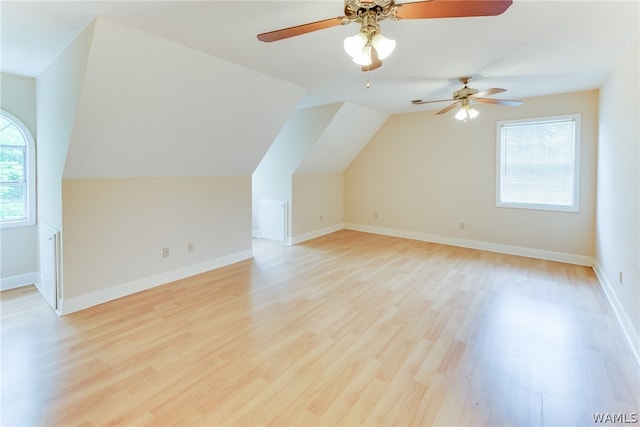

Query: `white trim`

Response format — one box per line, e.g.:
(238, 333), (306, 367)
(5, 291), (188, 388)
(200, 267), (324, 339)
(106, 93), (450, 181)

(252, 229), (262, 238)
(37, 223), (61, 311)
(0, 272), (38, 291)
(0, 110), (36, 228)
(343, 223), (594, 266)
(289, 223), (344, 245)
(58, 249), (253, 316)
(496, 114), (581, 213)
(593, 261), (640, 366)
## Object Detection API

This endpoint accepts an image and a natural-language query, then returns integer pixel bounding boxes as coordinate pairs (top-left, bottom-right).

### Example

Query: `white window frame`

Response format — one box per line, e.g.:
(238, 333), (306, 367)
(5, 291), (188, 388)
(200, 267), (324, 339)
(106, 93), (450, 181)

(0, 110), (36, 228)
(496, 114), (581, 213)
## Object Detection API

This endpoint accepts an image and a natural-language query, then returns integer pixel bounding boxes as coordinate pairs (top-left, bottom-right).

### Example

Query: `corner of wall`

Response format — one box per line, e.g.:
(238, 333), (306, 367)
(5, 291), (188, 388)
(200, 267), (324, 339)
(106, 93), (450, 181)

(593, 261), (640, 366)
(59, 248), (253, 315)
(0, 272), (38, 291)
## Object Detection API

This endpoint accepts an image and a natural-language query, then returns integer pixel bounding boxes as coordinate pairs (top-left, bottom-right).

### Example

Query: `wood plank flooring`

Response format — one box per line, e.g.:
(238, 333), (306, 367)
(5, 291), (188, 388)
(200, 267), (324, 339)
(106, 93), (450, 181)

(2, 230), (638, 426)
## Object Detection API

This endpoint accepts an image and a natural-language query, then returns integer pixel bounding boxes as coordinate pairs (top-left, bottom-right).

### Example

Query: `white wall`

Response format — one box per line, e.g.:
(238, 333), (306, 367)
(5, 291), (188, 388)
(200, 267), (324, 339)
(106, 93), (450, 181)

(295, 103), (388, 174)
(36, 21), (94, 233)
(345, 90), (598, 263)
(292, 173), (343, 242)
(61, 177), (251, 311)
(1, 73), (36, 133)
(252, 104), (341, 238)
(33, 17), (305, 313)
(0, 73), (38, 289)
(65, 17), (303, 178)
(595, 36), (639, 360)
(253, 102), (387, 242)
(35, 20), (94, 309)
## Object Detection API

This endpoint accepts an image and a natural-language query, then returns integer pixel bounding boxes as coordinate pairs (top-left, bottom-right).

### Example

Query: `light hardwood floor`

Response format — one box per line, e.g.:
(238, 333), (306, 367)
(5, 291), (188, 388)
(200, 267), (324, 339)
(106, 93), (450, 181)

(2, 230), (638, 426)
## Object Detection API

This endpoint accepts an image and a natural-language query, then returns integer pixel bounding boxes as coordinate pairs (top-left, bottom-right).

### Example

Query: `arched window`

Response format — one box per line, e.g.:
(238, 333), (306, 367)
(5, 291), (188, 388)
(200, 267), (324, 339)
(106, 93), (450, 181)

(0, 110), (36, 227)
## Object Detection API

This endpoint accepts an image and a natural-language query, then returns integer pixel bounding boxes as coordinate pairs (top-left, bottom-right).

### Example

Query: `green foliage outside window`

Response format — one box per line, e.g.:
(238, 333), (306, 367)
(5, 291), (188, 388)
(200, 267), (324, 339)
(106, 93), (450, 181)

(0, 116), (28, 221)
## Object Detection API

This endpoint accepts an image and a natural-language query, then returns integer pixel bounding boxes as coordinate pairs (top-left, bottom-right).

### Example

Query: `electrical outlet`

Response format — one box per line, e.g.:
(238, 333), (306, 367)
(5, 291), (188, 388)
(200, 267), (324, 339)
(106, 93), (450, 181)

(162, 247), (170, 258)
(619, 271), (623, 285)
(319, 214), (323, 221)
(459, 222), (465, 230)
(374, 211), (378, 219)
(188, 242), (194, 253)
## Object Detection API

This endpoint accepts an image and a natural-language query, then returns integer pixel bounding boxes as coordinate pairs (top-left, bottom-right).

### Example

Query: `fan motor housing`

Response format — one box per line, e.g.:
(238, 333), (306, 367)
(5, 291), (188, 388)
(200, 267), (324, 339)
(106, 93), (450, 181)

(345, 0), (395, 19)
(453, 87), (479, 100)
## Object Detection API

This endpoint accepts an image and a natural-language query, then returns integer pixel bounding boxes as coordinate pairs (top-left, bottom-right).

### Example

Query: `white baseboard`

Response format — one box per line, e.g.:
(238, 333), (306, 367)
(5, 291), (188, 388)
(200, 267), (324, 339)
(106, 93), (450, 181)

(0, 272), (38, 291)
(289, 223), (344, 245)
(344, 223), (594, 266)
(593, 261), (640, 366)
(252, 229), (262, 239)
(58, 249), (253, 316)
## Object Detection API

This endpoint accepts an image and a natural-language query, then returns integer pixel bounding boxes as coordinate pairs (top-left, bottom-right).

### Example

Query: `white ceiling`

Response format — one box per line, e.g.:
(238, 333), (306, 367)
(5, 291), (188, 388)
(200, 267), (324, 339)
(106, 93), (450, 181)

(2, 0), (639, 115)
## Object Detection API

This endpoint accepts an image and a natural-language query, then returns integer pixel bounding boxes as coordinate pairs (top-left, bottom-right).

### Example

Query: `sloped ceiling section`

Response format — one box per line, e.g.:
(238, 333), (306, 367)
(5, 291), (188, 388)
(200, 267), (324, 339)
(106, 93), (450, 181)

(295, 103), (389, 174)
(255, 103), (343, 177)
(63, 17), (305, 179)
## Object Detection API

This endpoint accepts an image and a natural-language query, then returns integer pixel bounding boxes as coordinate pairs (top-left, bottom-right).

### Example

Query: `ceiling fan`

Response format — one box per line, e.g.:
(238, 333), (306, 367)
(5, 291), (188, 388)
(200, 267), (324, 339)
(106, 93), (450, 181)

(411, 76), (523, 120)
(257, 0), (513, 71)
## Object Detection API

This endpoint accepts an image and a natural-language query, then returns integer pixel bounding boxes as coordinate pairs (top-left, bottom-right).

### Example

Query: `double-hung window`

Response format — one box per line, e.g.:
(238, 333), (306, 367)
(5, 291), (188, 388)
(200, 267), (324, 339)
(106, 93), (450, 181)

(496, 114), (581, 212)
(0, 110), (36, 227)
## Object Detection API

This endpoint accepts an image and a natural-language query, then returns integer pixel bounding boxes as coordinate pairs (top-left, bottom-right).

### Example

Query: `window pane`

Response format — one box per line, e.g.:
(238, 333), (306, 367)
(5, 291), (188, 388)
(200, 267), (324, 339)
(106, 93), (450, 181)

(0, 146), (25, 182)
(0, 184), (26, 221)
(497, 116), (579, 211)
(0, 117), (26, 146)
(0, 110), (33, 226)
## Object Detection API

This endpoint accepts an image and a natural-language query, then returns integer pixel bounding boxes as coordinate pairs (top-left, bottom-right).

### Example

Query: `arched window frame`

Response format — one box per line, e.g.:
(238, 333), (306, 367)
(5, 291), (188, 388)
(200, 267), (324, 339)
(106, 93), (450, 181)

(0, 110), (36, 228)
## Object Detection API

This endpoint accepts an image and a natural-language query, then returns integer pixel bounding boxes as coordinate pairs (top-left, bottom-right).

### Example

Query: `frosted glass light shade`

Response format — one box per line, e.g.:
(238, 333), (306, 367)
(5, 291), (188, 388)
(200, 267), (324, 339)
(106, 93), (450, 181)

(455, 107), (468, 121)
(455, 105), (480, 121)
(344, 33), (368, 58)
(371, 33), (396, 60)
(352, 46), (372, 66)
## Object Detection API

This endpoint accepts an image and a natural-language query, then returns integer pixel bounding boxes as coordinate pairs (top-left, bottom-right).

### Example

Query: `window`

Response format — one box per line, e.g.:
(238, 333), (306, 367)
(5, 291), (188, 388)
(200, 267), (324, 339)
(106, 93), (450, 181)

(0, 110), (35, 227)
(496, 114), (580, 212)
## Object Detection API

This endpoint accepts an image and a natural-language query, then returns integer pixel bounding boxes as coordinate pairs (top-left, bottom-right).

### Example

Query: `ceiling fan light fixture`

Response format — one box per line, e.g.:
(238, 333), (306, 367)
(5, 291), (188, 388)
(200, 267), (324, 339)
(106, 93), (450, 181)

(455, 104), (479, 121)
(454, 107), (468, 121)
(352, 46), (373, 66)
(345, 28), (394, 67)
(371, 33), (395, 60)
(344, 32), (368, 58)
(258, 0), (515, 74)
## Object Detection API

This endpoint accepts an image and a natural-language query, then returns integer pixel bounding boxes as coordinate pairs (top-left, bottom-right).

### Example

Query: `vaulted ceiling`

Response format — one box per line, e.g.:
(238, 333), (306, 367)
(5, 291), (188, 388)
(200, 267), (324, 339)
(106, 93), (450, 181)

(63, 17), (305, 178)
(3, 1), (639, 115)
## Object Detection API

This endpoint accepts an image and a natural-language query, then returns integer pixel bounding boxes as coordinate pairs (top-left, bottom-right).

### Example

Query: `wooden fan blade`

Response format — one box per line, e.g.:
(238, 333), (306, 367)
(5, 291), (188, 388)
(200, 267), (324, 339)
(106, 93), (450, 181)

(412, 98), (455, 105)
(436, 102), (460, 115)
(474, 98), (523, 106)
(257, 16), (345, 42)
(470, 88), (506, 98)
(395, 0), (512, 20)
(362, 47), (382, 72)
